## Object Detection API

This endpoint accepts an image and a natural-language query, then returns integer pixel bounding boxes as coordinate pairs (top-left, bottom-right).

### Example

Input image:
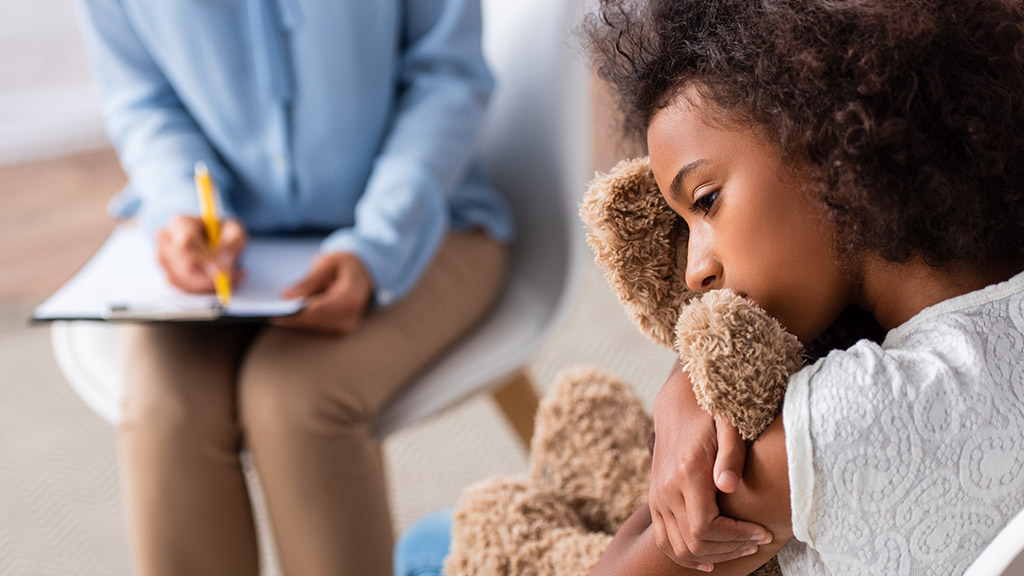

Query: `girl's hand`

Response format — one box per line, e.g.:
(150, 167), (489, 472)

(156, 215), (247, 293)
(648, 363), (773, 571)
(272, 252), (373, 334)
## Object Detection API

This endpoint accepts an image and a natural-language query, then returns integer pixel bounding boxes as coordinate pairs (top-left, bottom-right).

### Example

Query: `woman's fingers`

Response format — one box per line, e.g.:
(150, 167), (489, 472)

(215, 219), (247, 272)
(273, 288), (361, 334)
(156, 217), (214, 293)
(282, 256), (336, 299)
(273, 253), (373, 334)
(156, 215), (251, 293)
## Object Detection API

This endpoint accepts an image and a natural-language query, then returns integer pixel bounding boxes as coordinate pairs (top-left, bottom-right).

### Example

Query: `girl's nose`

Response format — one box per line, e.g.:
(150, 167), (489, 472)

(685, 238), (722, 292)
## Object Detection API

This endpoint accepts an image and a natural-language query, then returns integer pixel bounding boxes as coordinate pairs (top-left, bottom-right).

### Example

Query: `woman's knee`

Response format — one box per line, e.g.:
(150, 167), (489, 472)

(120, 327), (239, 442)
(238, 337), (371, 438)
(118, 372), (241, 459)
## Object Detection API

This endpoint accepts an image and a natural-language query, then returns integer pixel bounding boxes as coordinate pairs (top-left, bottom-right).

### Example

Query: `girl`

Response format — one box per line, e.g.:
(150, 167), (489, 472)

(396, 0), (1024, 574)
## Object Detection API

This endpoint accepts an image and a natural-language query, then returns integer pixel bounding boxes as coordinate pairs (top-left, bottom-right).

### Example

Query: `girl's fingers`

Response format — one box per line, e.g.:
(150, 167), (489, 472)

(714, 417), (746, 494)
(651, 472), (769, 562)
(662, 508), (691, 562)
(651, 508), (672, 556)
(678, 466), (768, 546)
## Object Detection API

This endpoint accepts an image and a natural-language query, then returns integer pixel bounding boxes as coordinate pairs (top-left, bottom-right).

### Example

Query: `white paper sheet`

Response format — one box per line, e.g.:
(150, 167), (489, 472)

(33, 226), (321, 322)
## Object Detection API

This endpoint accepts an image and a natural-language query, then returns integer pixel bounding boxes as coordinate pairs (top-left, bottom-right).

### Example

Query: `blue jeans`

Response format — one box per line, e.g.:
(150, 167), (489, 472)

(394, 508), (454, 576)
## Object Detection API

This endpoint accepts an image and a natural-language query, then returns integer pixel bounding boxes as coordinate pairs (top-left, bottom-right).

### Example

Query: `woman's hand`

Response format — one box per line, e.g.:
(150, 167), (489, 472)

(272, 252), (373, 335)
(156, 215), (247, 293)
(648, 363), (773, 571)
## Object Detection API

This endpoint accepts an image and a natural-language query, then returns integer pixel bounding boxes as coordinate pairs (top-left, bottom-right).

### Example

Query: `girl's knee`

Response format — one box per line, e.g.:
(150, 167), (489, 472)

(394, 509), (454, 576)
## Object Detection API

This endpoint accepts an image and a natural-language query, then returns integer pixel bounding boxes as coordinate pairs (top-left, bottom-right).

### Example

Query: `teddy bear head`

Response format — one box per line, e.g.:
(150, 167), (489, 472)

(578, 156), (694, 350)
(579, 157), (886, 440)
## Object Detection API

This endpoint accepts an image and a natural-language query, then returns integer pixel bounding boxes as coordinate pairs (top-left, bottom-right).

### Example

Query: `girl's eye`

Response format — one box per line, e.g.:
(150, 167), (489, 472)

(690, 189), (720, 216)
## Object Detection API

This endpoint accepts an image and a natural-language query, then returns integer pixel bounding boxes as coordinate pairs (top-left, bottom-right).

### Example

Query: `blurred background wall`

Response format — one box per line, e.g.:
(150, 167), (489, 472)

(0, 0), (108, 167)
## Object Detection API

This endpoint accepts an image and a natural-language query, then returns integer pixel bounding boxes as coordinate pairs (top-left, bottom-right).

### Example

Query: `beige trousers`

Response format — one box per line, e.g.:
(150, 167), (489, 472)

(119, 231), (506, 576)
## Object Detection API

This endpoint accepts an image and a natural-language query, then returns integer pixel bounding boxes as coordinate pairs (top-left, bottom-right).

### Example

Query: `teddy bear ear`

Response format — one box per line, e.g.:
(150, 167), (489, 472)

(580, 156), (699, 350)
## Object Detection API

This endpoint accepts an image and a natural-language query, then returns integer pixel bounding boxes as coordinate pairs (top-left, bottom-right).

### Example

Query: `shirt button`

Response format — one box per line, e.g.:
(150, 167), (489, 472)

(377, 289), (394, 306)
(273, 154), (289, 169)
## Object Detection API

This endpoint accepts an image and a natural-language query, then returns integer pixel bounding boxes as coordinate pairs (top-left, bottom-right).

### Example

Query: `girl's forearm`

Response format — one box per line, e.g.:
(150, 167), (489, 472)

(653, 359), (700, 422)
(590, 507), (683, 576)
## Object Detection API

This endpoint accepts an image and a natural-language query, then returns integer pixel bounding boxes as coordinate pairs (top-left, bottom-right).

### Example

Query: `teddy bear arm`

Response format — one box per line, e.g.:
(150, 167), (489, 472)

(675, 290), (805, 442)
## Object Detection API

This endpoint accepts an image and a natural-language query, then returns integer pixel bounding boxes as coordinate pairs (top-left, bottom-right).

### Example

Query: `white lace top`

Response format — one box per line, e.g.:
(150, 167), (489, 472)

(778, 270), (1024, 575)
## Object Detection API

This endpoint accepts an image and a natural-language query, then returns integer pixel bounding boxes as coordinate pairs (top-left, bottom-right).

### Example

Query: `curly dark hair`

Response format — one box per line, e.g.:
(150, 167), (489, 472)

(585, 0), (1024, 267)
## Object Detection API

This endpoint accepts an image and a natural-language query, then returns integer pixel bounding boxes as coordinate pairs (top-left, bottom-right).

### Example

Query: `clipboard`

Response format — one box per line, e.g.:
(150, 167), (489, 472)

(32, 226), (321, 323)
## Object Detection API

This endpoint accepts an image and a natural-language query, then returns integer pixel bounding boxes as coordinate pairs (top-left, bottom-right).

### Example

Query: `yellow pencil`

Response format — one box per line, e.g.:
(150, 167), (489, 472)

(194, 162), (232, 306)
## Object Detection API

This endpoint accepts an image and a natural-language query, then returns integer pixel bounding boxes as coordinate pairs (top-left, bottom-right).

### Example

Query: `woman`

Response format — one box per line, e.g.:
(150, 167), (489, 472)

(76, 1), (511, 574)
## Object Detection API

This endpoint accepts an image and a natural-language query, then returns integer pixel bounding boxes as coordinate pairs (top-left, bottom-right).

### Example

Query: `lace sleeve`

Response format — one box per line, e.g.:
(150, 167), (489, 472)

(781, 316), (1024, 576)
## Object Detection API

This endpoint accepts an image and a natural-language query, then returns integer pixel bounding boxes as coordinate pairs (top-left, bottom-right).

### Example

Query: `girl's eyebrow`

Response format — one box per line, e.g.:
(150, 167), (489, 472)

(670, 159), (710, 202)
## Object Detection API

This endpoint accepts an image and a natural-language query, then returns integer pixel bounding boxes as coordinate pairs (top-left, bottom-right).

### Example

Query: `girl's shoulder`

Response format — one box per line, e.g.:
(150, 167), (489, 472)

(794, 267), (1024, 394)
(884, 268), (1024, 349)
(781, 270), (1024, 576)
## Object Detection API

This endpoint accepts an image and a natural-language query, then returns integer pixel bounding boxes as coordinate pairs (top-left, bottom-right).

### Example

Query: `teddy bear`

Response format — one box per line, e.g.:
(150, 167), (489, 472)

(442, 157), (883, 576)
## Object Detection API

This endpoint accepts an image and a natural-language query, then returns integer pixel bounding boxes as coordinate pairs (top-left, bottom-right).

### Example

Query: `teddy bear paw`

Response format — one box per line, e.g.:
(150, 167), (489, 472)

(528, 366), (652, 532)
(445, 477), (589, 576)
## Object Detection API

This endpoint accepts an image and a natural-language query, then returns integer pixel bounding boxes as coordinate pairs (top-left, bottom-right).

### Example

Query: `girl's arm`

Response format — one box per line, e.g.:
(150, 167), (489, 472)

(590, 417), (793, 576)
(648, 363), (773, 568)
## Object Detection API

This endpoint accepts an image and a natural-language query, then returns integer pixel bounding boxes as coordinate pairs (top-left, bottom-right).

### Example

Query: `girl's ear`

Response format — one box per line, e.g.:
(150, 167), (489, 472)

(580, 156), (699, 350)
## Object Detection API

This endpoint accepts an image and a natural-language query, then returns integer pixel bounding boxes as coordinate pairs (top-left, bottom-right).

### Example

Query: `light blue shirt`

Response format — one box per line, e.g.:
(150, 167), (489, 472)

(77, 0), (513, 306)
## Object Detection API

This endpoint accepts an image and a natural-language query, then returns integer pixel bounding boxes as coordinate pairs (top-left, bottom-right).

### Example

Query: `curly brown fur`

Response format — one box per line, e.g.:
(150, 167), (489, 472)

(529, 367), (652, 532)
(447, 366), (784, 576)
(676, 291), (804, 441)
(580, 157), (696, 349)
(584, 0), (1024, 269)
(446, 369), (650, 576)
(444, 477), (611, 576)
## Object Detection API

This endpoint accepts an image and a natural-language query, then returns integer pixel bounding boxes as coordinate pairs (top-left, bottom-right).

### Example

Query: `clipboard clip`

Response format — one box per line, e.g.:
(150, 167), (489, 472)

(104, 303), (225, 322)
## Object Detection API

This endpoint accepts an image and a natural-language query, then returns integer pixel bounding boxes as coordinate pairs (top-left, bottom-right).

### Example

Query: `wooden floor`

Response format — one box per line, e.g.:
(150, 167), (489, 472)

(0, 148), (125, 305)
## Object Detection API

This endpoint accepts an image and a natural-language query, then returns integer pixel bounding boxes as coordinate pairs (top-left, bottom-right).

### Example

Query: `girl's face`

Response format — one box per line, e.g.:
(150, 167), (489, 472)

(647, 92), (855, 343)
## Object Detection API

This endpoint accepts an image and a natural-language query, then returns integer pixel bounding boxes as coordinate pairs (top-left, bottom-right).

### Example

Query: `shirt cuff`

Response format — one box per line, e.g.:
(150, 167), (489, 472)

(784, 361), (823, 547)
(320, 158), (448, 308)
